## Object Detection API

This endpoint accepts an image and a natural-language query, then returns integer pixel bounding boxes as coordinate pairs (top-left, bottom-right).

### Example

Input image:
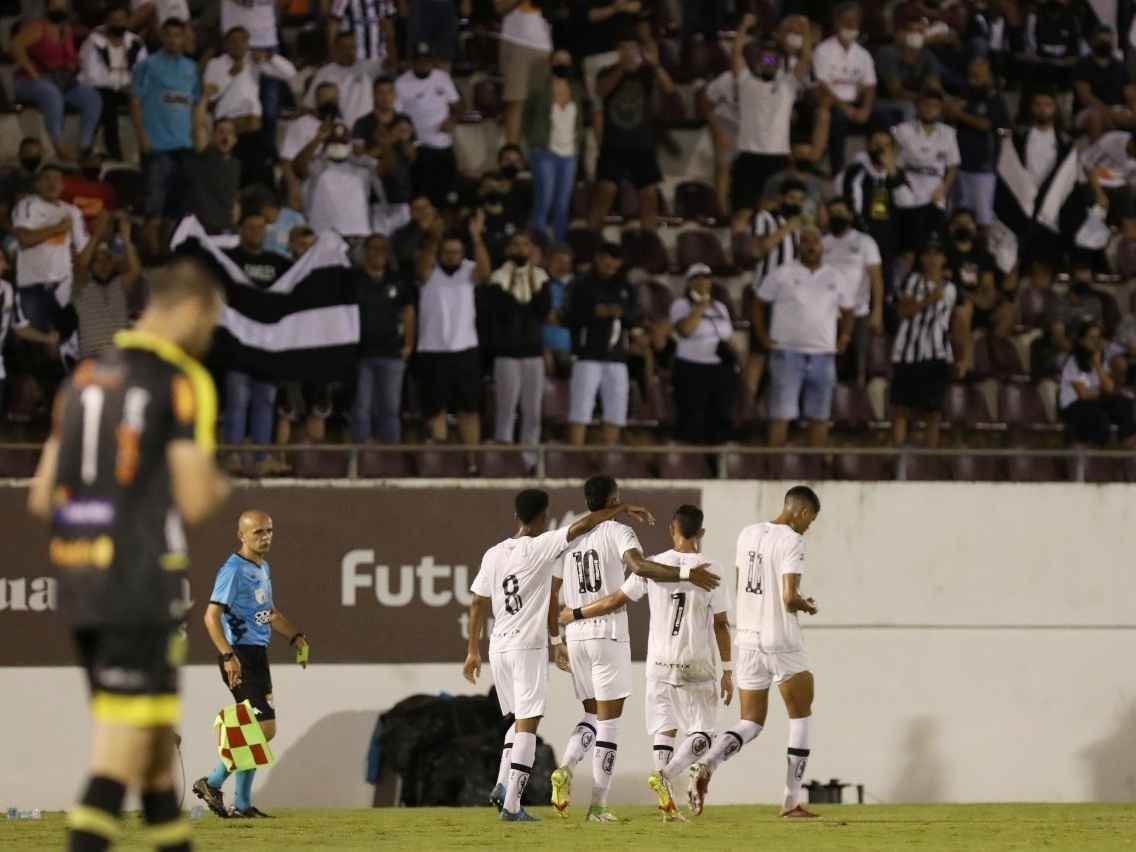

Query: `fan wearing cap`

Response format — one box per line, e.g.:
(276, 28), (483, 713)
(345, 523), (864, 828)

(405, 0), (462, 73)
(890, 233), (969, 450)
(396, 41), (462, 210)
(729, 12), (814, 228)
(1072, 24), (1136, 143)
(292, 119), (379, 239)
(669, 263), (739, 446)
(891, 87), (959, 260)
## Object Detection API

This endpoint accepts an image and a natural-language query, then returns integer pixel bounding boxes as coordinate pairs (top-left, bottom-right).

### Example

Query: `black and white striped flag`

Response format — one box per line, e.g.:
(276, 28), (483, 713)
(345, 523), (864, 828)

(993, 135), (1080, 236)
(170, 217), (360, 382)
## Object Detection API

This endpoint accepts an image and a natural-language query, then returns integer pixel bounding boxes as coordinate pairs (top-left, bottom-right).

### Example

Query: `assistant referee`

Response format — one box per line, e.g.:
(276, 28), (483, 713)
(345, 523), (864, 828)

(193, 509), (309, 818)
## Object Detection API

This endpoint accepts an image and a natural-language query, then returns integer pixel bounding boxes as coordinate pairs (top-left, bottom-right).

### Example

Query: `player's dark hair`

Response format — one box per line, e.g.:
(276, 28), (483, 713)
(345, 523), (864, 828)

(673, 505), (703, 539)
(515, 489), (550, 525)
(785, 485), (820, 514)
(153, 247), (229, 309)
(584, 475), (618, 511)
(779, 178), (807, 196)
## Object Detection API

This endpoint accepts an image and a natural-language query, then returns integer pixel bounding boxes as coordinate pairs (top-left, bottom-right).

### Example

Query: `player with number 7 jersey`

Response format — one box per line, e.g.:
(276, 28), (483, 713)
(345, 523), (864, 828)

(463, 489), (659, 823)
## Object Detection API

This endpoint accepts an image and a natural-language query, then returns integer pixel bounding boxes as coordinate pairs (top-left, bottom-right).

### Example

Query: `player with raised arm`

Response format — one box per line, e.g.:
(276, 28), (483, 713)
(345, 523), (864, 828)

(548, 476), (720, 822)
(559, 505), (732, 823)
(193, 510), (310, 819)
(688, 485), (823, 819)
(28, 253), (231, 852)
(463, 488), (655, 822)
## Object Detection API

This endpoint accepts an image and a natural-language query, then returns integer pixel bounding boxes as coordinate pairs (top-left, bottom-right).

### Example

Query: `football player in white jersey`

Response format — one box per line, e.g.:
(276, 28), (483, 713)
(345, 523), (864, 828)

(548, 476), (720, 822)
(691, 485), (823, 819)
(559, 505), (732, 822)
(463, 488), (653, 822)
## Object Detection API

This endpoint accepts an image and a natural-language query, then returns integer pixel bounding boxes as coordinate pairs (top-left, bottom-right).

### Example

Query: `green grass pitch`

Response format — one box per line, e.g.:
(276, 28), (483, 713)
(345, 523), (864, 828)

(5, 804), (1136, 849)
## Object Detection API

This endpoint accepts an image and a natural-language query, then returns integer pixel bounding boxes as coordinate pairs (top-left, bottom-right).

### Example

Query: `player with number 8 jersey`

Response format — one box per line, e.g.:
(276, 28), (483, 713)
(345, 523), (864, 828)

(463, 488), (659, 822)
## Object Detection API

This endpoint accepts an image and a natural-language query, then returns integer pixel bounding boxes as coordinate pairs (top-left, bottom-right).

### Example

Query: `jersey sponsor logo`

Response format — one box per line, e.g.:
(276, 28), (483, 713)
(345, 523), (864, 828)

(653, 661), (693, 672)
(95, 666), (147, 690)
(53, 498), (116, 527)
(254, 609), (272, 625)
(49, 535), (115, 570)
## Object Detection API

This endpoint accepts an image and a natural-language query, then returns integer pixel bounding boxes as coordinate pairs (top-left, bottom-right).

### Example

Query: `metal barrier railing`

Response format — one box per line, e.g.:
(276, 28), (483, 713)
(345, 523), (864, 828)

(4, 443), (1133, 483)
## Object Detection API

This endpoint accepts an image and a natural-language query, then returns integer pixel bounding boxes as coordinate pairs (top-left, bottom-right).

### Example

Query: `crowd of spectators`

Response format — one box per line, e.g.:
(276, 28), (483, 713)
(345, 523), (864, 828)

(1, 0), (1136, 476)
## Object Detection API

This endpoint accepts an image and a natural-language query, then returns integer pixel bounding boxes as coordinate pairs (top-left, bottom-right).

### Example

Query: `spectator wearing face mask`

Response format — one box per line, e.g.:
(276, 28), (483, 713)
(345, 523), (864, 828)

(292, 120), (381, 239)
(352, 74), (417, 236)
(947, 206), (1014, 340)
(524, 50), (585, 245)
(1072, 24), (1136, 143)
(391, 194), (436, 273)
(669, 263), (738, 446)
(279, 82), (341, 212)
(396, 41), (462, 210)
(305, 31), (384, 129)
(78, 6), (148, 163)
(823, 196), (883, 384)
(812, 2), (884, 174)
(485, 231), (551, 474)
(1039, 257), (1104, 375)
(1013, 0), (1082, 102)
(1058, 320), (1136, 448)
(730, 13), (814, 228)
(892, 0), (969, 92)
(837, 129), (906, 292)
(0, 139), (45, 260)
(541, 244), (574, 378)
(875, 19), (940, 124)
(759, 140), (834, 234)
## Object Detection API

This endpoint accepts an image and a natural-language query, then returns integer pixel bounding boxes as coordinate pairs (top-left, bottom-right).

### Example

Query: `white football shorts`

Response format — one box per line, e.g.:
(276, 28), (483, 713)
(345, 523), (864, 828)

(644, 679), (720, 736)
(735, 646), (812, 691)
(489, 647), (548, 719)
(567, 637), (632, 702)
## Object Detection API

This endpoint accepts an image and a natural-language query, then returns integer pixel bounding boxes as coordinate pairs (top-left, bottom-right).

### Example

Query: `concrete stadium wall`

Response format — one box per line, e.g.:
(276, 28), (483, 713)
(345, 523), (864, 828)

(2, 480), (1135, 810)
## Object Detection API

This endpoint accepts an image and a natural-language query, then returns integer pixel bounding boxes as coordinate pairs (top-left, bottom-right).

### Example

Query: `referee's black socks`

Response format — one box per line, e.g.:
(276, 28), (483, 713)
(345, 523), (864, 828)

(68, 775), (125, 852)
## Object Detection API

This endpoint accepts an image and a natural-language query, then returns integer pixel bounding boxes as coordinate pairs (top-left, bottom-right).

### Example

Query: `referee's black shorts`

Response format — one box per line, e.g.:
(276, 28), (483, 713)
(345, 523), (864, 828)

(220, 644), (275, 721)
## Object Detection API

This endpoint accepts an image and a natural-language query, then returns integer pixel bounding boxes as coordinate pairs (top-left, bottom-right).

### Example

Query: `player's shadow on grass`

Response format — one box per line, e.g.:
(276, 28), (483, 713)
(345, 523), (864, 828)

(889, 717), (945, 803)
(1083, 702), (1136, 801)
(257, 711), (378, 809)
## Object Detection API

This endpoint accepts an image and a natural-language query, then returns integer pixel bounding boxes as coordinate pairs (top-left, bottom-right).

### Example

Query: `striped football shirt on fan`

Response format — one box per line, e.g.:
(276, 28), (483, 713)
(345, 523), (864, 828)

(170, 216), (359, 383)
(331, 0), (396, 62)
(750, 209), (798, 291)
(891, 271), (958, 364)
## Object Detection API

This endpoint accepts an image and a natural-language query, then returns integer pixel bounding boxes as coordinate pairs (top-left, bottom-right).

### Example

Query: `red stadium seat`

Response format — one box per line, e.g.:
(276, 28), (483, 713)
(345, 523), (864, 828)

(731, 231), (756, 274)
(709, 282), (737, 319)
(472, 80), (503, 122)
(1006, 455), (1062, 482)
(998, 383), (1060, 432)
(634, 279), (675, 323)
(357, 450), (411, 478)
(478, 449), (528, 478)
(544, 448), (595, 478)
(835, 454), (888, 480)
(1067, 454), (1125, 483)
(658, 448), (715, 479)
(831, 383), (880, 430)
(542, 378), (570, 427)
(987, 338), (1030, 383)
(1097, 288), (1121, 338)
(414, 449), (469, 478)
(1019, 286), (1052, 329)
(674, 181), (724, 226)
(866, 335), (893, 379)
(903, 455), (949, 481)
(0, 448), (38, 477)
(621, 229), (671, 275)
(597, 449), (653, 479)
(676, 229), (732, 276)
(951, 454), (1002, 481)
(291, 449), (349, 478)
(725, 450), (767, 480)
(768, 453), (823, 481)
(940, 383), (997, 430)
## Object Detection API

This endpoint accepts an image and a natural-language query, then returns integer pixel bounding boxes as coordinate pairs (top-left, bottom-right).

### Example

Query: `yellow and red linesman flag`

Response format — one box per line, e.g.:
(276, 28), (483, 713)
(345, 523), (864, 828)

(213, 700), (275, 772)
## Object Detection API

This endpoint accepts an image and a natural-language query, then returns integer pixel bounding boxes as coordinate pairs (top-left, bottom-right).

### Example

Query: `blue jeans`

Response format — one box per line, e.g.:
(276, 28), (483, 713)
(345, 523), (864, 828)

(224, 371), (277, 454)
(529, 149), (578, 245)
(18, 283), (60, 333)
(767, 350), (837, 422)
(351, 356), (406, 443)
(14, 77), (101, 149)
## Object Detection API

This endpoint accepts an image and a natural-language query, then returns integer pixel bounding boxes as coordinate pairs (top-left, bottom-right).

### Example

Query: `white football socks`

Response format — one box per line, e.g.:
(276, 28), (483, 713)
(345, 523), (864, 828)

(496, 722), (515, 788)
(591, 718), (619, 808)
(561, 713), (598, 770)
(702, 719), (762, 775)
(652, 733), (676, 772)
(664, 730), (713, 779)
(504, 731), (536, 814)
(783, 716), (812, 812)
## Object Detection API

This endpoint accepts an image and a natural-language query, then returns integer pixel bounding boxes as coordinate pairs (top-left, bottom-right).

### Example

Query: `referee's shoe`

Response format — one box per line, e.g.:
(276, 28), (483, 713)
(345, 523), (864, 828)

(192, 778), (228, 818)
